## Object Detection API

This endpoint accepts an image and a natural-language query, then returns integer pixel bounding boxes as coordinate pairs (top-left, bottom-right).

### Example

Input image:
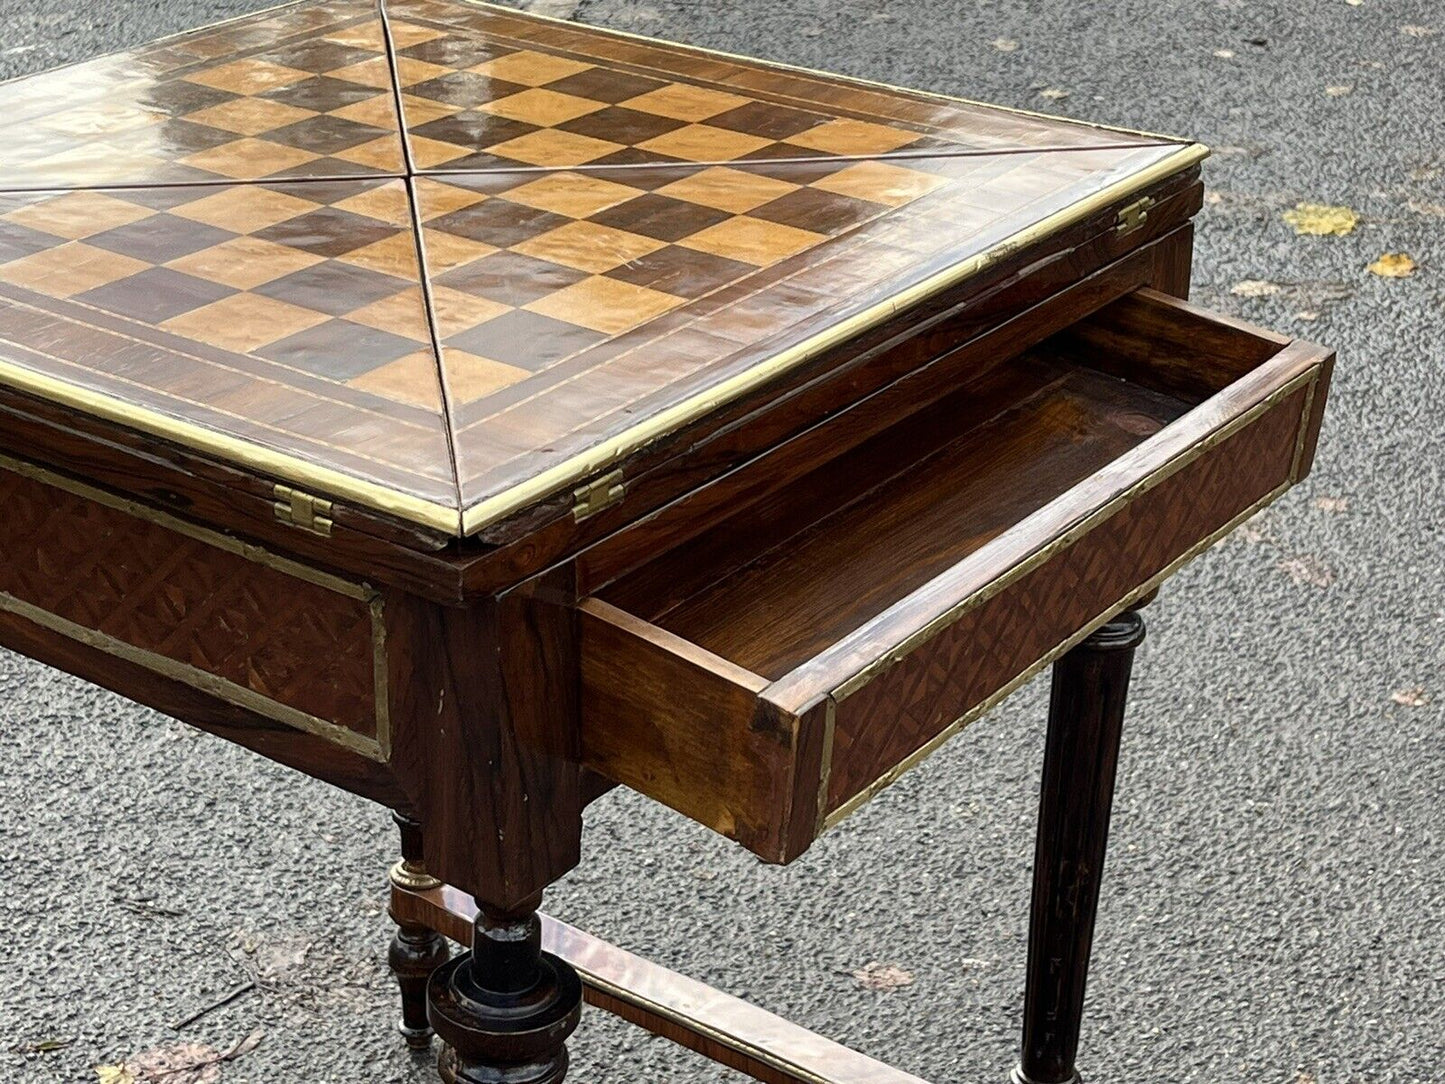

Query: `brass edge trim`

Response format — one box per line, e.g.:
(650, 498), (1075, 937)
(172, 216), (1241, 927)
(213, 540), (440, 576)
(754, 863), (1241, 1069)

(466, 0), (1196, 147)
(0, 359), (460, 533)
(814, 697), (838, 837)
(0, 591), (388, 762)
(370, 595), (393, 760)
(0, 451), (367, 598)
(0, 453), (391, 759)
(827, 364), (1318, 703)
(1289, 372), (1320, 483)
(569, 970), (841, 1084)
(822, 478), (1294, 830)
(458, 142), (1210, 534)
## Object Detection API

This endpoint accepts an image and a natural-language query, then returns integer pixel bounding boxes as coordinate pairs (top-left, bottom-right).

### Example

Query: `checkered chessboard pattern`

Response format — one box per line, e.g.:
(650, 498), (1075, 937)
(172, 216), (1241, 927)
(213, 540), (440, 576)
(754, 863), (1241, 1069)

(0, 0), (1191, 533)
(0, 179), (456, 505)
(0, 0), (406, 188)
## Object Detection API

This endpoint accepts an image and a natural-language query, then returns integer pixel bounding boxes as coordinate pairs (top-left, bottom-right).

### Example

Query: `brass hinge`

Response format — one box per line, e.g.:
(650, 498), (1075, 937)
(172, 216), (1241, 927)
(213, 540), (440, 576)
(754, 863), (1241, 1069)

(572, 469), (625, 522)
(1116, 196), (1155, 235)
(274, 484), (334, 536)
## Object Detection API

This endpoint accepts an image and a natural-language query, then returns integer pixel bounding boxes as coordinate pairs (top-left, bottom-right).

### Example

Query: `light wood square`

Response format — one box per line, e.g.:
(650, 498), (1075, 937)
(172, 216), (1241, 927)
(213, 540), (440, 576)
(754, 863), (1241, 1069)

(400, 94), (462, 125)
(525, 275), (682, 335)
(487, 129), (624, 167)
(349, 351), (444, 410)
(171, 187), (320, 233)
(482, 88), (607, 127)
(332, 183), (411, 226)
(328, 57), (400, 90)
(513, 221), (665, 273)
(346, 287), (432, 341)
(410, 136), (472, 170)
(678, 215), (826, 266)
(184, 58), (313, 93)
(655, 167), (800, 213)
(4, 191), (156, 240)
(183, 97), (317, 135)
(421, 230), (498, 274)
(471, 51), (594, 87)
(430, 286), (511, 338)
(180, 138), (320, 179)
(395, 57), (454, 87)
(22, 143), (170, 183)
(622, 84), (753, 122)
(636, 124), (772, 163)
(1, 242), (149, 297)
(329, 94), (401, 130)
(416, 181), (489, 221)
(809, 160), (949, 207)
(331, 135), (406, 170)
(338, 233), (422, 278)
(500, 173), (642, 218)
(321, 20), (390, 50)
(442, 351), (530, 403)
(165, 236), (326, 290)
(160, 293), (331, 353)
(783, 118), (922, 155)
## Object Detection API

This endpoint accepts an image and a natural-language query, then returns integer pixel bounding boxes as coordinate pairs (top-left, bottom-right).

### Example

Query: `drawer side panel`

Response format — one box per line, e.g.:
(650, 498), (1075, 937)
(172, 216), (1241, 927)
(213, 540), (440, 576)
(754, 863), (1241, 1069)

(0, 458), (386, 758)
(826, 378), (1315, 815)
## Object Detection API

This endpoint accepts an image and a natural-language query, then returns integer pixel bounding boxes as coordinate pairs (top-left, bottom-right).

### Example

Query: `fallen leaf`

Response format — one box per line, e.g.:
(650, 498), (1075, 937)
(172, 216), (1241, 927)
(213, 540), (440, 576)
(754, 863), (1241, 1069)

(1214, 48), (1236, 58)
(1284, 203), (1358, 236)
(1345, 0), (1362, 5)
(1231, 279), (1282, 297)
(1039, 87), (1070, 100)
(852, 962), (916, 991)
(1368, 253), (1417, 277)
(992, 38), (1019, 52)
(1296, 310), (1321, 321)
(1277, 555), (1335, 588)
(1313, 496), (1350, 512)
(1401, 25), (1435, 37)
(1297, 1073), (1319, 1084)
(95, 1069), (135, 1084)
(1325, 84), (1353, 96)
(1391, 687), (1430, 707)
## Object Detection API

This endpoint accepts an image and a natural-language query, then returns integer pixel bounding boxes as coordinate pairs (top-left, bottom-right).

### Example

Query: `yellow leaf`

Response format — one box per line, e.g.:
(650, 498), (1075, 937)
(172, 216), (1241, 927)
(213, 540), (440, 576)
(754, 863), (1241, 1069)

(1284, 203), (1358, 235)
(1368, 252), (1417, 277)
(95, 1067), (135, 1084)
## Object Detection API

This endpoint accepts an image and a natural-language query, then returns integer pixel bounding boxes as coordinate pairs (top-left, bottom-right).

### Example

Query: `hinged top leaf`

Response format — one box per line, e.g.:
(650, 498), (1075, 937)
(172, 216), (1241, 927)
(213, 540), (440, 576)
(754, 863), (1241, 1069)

(0, 0), (1205, 536)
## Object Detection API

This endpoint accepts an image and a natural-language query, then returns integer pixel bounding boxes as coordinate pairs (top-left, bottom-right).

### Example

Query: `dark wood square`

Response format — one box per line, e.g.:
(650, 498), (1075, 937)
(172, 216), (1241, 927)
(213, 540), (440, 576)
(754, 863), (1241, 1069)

(257, 318), (422, 376)
(436, 250), (588, 307)
(447, 308), (605, 370)
(749, 186), (888, 235)
(255, 208), (402, 258)
(708, 101), (832, 141)
(544, 68), (669, 104)
(254, 260), (413, 317)
(88, 215), (237, 263)
(266, 114), (391, 154)
(587, 194), (733, 242)
(428, 201), (571, 249)
(603, 245), (755, 300)
(75, 268), (236, 324)
(557, 106), (688, 146)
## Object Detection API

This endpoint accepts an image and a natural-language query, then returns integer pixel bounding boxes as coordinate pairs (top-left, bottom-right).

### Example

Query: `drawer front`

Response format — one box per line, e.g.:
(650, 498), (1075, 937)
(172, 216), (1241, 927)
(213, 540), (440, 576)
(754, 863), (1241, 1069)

(0, 455), (388, 759)
(580, 291), (1333, 863)
(823, 372), (1313, 820)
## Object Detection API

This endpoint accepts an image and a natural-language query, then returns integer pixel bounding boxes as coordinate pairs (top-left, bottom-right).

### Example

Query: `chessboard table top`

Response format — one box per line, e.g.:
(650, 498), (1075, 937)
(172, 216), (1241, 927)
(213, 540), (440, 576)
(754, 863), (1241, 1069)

(0, 0), (1206, 536)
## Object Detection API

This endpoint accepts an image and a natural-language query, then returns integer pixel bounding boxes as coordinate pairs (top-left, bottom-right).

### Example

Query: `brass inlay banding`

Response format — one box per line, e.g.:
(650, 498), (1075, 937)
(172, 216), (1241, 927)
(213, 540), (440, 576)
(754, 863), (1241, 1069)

(819, 368), (1324, 829)
(0, 454), (391, 760)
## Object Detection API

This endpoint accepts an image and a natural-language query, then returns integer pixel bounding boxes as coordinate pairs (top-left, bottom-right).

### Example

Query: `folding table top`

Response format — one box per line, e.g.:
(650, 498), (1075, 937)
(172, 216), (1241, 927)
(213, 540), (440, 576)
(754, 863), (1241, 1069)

(0, 0), (1204, 535)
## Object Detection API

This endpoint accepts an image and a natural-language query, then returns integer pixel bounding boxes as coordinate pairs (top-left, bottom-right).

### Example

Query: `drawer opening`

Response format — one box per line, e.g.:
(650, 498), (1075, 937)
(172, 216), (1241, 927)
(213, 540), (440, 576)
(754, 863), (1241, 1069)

(599, 291), (1278, 682)
(580, 289), (1329, 861)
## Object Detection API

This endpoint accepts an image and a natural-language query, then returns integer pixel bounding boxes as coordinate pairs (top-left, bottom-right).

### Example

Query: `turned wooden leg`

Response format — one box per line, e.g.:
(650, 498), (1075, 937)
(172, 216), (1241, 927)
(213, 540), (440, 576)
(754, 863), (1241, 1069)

(428, 892), (583, 1084)
(389, 813), (451, 1050)
(1014, 609), (1145, 1084)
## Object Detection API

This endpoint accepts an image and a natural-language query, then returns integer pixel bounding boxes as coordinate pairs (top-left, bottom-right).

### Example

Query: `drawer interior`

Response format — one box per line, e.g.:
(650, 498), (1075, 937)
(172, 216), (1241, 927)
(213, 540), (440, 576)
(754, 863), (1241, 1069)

(581, 289), (1324, 860)
(599, 291), (1285, 682)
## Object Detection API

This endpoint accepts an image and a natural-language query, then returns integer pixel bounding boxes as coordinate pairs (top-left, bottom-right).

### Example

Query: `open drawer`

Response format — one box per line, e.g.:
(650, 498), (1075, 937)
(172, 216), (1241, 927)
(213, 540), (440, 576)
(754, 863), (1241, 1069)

(579, 290), (1333, 862)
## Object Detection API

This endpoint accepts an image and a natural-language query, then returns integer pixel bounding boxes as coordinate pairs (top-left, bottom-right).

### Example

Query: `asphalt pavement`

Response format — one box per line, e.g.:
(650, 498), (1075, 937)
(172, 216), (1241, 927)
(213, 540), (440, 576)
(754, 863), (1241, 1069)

(1, 1), (1442, 1081)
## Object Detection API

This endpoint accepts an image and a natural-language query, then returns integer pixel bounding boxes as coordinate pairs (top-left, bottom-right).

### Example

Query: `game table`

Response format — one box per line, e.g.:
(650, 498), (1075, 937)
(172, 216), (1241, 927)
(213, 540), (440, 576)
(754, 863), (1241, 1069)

(0, 1), (1333, 1081)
